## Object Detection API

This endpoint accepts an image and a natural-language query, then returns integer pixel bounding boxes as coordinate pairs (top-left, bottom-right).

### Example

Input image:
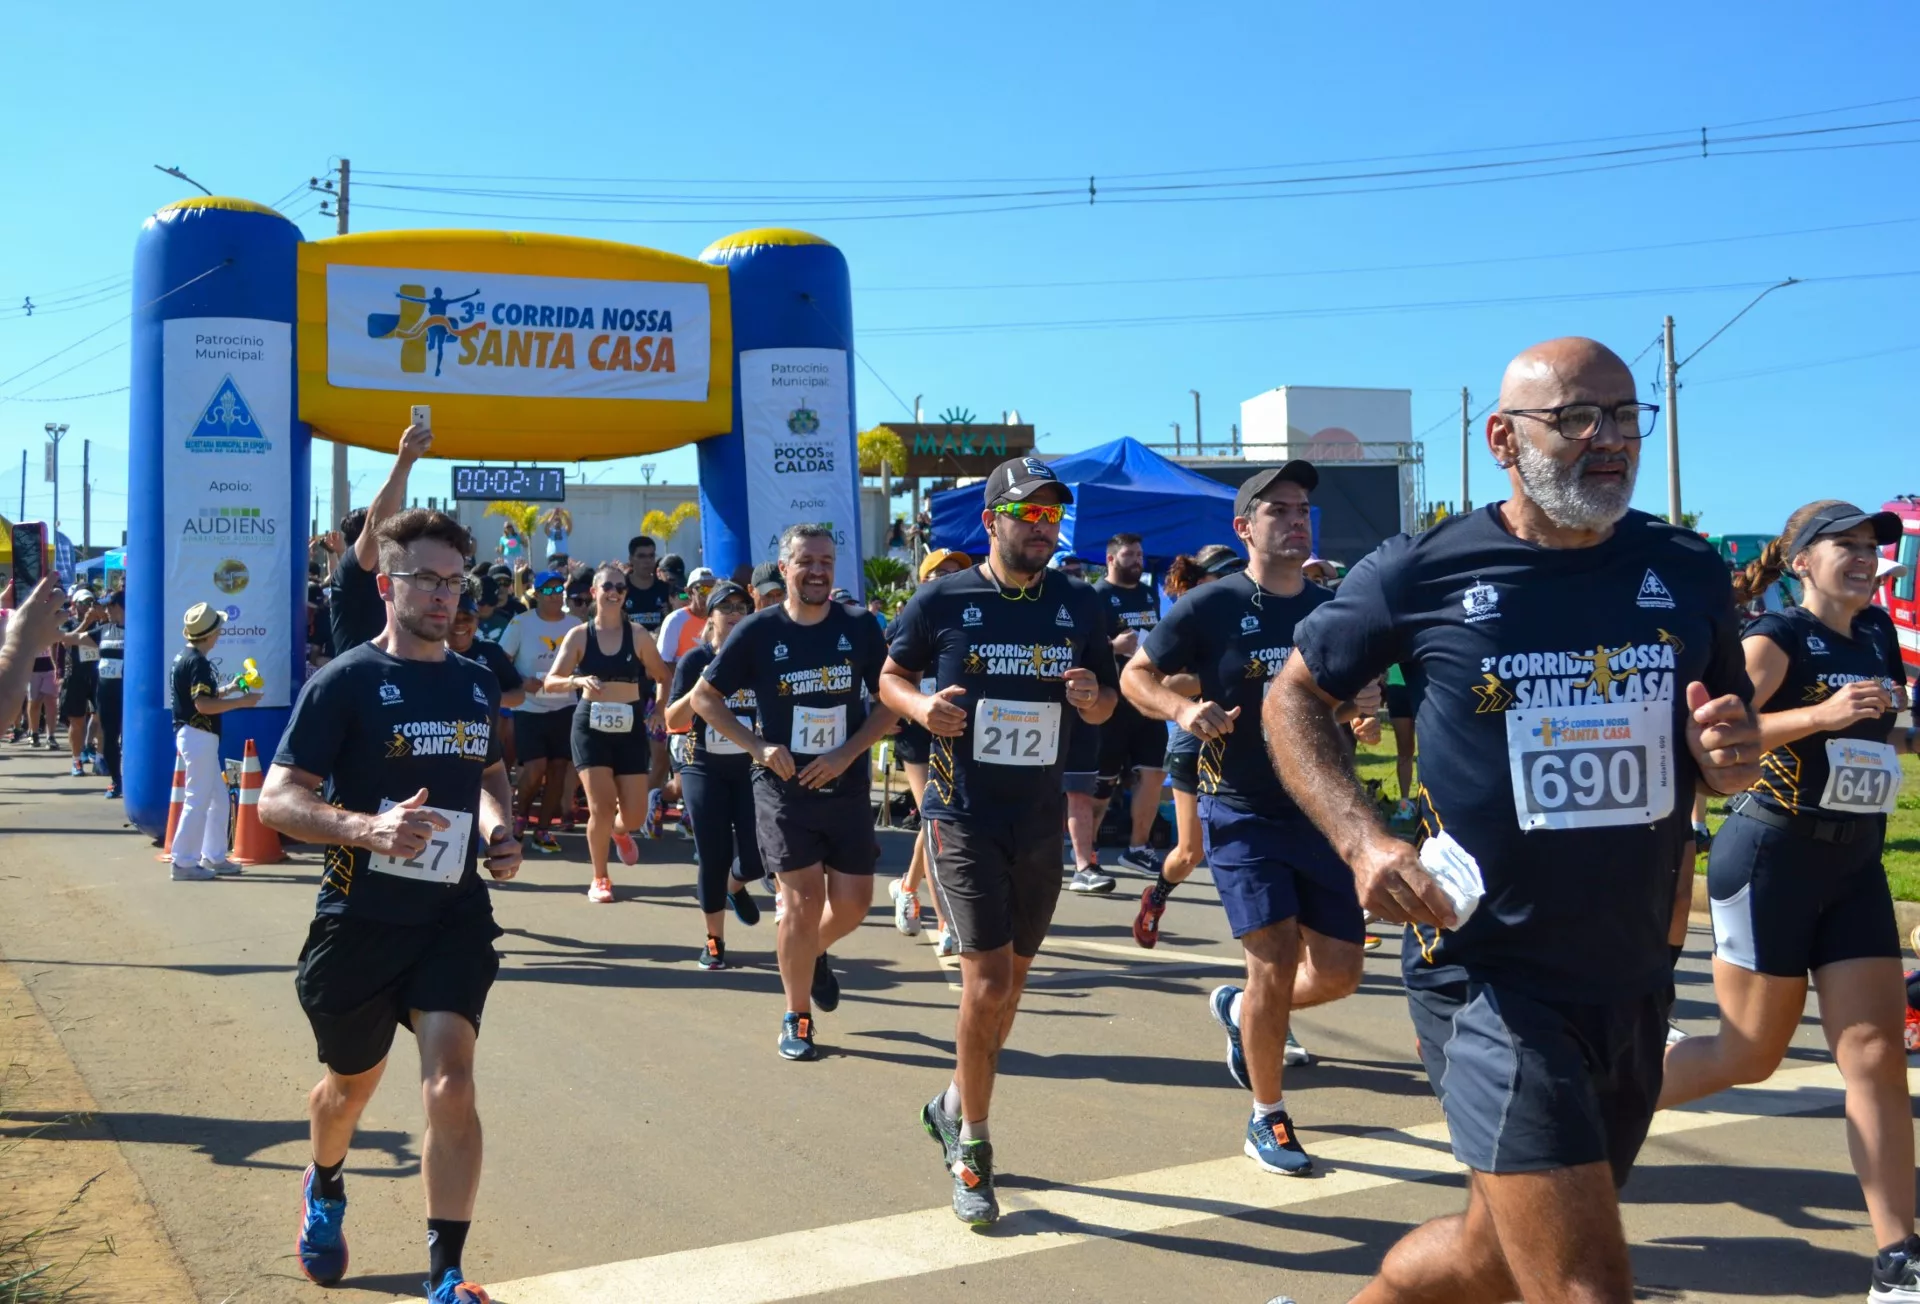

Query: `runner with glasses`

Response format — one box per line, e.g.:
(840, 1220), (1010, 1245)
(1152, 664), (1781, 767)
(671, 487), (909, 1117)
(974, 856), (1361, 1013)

(1658, 499), (1920, 1303)
(663, 581), (766, 969)
(881, 457), (1118, 1225)
(544, 565), (673, 903)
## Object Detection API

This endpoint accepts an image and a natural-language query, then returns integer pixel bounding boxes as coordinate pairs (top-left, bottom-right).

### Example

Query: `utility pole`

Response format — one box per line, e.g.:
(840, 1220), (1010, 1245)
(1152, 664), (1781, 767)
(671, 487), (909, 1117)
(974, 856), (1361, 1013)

(43, 423), (68, 537)
(82, 439), (90, 553)
(1663, 316), (1680, 526)
(1459, 387), (1472, 513)
(1189, 389), (1203, 455)
(16, 451), (23, 520)
(330, 159), (351, 532)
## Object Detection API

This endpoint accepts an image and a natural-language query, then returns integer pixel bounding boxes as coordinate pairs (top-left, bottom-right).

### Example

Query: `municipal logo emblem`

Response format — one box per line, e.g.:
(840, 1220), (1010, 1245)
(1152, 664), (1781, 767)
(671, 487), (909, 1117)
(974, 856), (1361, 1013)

(773, 640), (789, 661)
(1636, 569), (1676, 610)
(1109, 593), (1120, 605)
(1240, 613), (1260, 633)
(1055, 603), (1074, 627)
(472, 683), (490, 706)
(787, 405), (821, 436)
(837, 634), (851, 651)
(1807, 634), (1828, 654)
(962, 603), (983, 627)
(186, 376), (270, 454)
(1462, 580), (1501, 624)
(378, 682), (403, 705)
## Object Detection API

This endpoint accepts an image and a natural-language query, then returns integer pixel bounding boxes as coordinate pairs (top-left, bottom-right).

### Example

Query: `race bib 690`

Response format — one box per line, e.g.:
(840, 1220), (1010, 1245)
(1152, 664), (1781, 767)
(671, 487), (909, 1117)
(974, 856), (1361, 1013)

(1504, 700), (1674, 831)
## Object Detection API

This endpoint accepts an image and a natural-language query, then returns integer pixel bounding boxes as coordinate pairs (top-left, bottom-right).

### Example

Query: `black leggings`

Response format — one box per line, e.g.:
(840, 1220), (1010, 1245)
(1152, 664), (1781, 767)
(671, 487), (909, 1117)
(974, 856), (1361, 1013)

(95, 681), (123, 786)
(681, 766), (766, 914)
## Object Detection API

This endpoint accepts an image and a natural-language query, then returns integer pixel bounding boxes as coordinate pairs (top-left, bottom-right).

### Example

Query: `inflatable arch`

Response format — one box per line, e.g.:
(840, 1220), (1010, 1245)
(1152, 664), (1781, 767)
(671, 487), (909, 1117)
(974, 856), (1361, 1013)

(124, 198), (860, 837)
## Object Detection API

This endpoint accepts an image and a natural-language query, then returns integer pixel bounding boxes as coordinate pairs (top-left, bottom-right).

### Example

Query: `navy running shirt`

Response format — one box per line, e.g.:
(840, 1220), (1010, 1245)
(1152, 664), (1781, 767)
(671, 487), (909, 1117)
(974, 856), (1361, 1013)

(673, 641), (758, 777)
(1294, 505), (1751, 1002)
(1141, 571), (1333, 816)
(170, 647), (220, 734)
(888, 567), (1119, 820)
(328, 549), (386, 655)
(702, 601), (888, 797)
(275, 642), (503, 925)
(622, 577), (672, 634)
(1745, 604), (1906, 819)
(1094, 578), (1159, 639)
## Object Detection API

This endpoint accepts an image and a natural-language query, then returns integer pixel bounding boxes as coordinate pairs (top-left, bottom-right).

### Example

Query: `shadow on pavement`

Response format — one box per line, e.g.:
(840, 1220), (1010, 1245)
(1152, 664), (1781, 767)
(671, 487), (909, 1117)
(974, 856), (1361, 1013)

(0, 1108), (418, 1174)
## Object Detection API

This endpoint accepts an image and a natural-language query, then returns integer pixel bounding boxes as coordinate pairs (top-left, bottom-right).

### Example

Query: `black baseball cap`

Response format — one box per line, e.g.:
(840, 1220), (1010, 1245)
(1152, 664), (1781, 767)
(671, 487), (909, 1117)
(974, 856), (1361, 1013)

(707, 580), (750, 609)
(1233, 461), (1318, 518)
(984, 456), (1073, 508)
(1787, 501), (1902, 558)
(750, 560), (785, 596)
(456, 591), (478, 614)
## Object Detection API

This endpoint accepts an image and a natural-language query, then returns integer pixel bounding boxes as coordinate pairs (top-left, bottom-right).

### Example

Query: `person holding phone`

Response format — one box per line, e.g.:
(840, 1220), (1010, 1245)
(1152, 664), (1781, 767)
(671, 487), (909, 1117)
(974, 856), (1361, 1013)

(0, 578), (72, 734)
(258, 508), (520, 1304)
(168, 602), (262, 880)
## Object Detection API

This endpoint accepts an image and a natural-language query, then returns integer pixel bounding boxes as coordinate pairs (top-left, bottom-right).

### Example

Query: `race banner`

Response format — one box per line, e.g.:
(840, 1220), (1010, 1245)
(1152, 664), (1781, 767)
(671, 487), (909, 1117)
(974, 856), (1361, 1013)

(739, 347), (860, 594)
(324, 264), (712, 403)
(161, 318), (293, 709)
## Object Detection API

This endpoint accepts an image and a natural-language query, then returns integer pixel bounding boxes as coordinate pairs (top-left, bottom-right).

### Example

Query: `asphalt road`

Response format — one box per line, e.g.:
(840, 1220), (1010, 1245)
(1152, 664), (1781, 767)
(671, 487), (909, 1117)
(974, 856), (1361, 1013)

(0, 746), (1912, 1304)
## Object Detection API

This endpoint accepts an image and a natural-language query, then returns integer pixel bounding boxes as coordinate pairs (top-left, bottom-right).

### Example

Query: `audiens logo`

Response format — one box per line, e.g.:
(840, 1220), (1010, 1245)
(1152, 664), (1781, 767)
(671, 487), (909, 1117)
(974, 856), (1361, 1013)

(184, 507), (277, 541)
(184, 376), (269, 455)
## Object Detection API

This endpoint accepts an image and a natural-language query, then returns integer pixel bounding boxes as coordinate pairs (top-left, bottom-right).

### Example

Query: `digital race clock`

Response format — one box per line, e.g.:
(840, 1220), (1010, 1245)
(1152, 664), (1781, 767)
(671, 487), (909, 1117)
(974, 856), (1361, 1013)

(448, 466), (566, 502)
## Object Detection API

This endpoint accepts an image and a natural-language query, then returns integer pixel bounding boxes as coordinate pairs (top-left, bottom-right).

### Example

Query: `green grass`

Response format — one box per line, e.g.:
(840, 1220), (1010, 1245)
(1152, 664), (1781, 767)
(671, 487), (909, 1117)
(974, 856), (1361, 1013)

(1352, 740), (1920, 902)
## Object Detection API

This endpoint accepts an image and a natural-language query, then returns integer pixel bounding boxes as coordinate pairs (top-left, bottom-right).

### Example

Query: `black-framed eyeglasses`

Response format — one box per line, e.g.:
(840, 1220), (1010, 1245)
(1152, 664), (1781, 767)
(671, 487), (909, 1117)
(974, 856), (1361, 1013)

(714, 600), (752, 616)
(1499, 402), (1659, 441)
(390, 571), (464, 595)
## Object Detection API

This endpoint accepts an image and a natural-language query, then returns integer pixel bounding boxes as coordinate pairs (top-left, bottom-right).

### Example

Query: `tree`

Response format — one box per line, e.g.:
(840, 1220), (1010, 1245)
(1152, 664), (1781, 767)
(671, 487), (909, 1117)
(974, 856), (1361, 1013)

(484, 501), (539, 536)
(858, 426), (908, 476)
(641, 501), (700, 541)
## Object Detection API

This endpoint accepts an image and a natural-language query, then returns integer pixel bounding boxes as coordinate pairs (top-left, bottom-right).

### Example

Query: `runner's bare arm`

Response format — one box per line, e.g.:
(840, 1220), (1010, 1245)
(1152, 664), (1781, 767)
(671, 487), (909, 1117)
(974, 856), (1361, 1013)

(1063, 667), (1115, 726)
(350, 424), (433, 571)
(877, 657), (966, 735)
(1121, 647), (1237, 735)
(1265, 653), (1455, 929)
(663, 681), (698, 732)
(1738, 634), (1889, 752)
(258, 767), (448, 857)
(631, 621), (672, 691)
(478, 760), (520, 880)
(542, 626), (589, 695)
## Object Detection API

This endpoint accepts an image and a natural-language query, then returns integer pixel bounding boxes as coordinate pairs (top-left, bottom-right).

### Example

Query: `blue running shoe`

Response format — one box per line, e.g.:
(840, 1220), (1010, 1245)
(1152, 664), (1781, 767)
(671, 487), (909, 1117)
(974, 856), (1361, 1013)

(425, 1267), (493, 1302)
(1245, 1107), (1313, 1175)
(1209, 984), (1249, 1090)
(296, 1163), (348, 1285)
(729, 886), (761, 928)
(778, 1012), (819, 1061)
(921, 1089), (960, 1166)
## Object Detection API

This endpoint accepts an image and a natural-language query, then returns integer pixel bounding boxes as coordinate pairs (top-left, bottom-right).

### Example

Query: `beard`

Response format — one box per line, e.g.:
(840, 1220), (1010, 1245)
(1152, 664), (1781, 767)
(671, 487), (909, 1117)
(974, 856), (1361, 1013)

(1512, 439), (1636, 532)
(396, 606), (450, 642)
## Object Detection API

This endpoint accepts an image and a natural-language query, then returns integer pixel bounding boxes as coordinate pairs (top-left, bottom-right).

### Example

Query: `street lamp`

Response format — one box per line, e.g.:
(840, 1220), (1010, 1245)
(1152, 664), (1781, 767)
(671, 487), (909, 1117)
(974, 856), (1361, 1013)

(43, 423), (68, 535)
(153, 164), (212, 196)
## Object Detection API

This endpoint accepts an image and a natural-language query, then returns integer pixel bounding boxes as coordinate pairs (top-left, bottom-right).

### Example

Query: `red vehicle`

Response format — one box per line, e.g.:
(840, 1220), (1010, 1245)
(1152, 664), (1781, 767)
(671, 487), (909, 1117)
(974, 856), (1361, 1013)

(1881, 496), (1920, 678)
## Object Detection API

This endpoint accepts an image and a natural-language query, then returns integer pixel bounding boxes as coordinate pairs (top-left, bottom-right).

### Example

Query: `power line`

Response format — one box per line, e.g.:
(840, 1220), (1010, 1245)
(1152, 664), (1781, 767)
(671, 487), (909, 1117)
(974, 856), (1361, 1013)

(2, 386), (130, 403)
(0, 341), (128, 403)
(0, 260), (229, 391)
(1685, 340), (1920, 386)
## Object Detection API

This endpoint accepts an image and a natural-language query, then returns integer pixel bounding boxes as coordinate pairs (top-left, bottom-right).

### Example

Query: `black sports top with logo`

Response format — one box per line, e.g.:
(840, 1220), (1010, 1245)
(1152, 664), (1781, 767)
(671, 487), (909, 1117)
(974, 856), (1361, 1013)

(672, 642), (757, 776)
(622, 579), (672, 634)
(702, 602), (888, 798)
(888, 567), (1119, 821)
(1093, 578), (1159, 638)
(275, 642), (503, 926)
(1142, 571), (1332, 816)
(1295, 505), (1750, 1002)
(170, 648), (219, 733)
(578, 617), (648, 687)
(1745, 604), (1905, 820)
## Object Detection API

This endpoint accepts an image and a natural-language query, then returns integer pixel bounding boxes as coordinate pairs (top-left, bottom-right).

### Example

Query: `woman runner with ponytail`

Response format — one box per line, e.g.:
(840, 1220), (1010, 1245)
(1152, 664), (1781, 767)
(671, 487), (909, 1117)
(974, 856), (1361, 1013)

(1658, 499), (1920, 1303)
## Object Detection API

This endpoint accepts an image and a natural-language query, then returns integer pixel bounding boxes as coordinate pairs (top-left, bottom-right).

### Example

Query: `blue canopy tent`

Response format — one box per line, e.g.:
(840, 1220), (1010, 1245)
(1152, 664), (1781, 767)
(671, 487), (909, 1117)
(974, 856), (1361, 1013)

(929, 437), (1241, 563)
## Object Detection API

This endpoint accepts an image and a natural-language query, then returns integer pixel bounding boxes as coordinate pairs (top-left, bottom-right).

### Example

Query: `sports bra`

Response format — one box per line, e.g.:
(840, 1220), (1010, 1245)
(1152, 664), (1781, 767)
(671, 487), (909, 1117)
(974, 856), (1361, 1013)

(579, 617), (646, 685)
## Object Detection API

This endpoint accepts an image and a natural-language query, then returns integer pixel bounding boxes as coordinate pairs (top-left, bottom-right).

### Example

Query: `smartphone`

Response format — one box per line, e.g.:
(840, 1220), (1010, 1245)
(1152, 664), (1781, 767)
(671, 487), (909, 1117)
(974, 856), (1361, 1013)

(10, 521), (46, 597)
(411, 404), (432, 432)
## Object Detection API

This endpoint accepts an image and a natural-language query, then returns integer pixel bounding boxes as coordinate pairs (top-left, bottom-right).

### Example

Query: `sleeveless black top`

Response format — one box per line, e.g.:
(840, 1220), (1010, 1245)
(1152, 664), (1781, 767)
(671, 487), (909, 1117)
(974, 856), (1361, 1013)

(580, 617), (646, 686)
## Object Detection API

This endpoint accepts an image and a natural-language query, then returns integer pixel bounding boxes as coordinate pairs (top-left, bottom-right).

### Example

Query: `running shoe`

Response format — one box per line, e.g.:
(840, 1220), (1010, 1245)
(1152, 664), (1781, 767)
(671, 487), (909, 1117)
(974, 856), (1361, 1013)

(295, 1164), (349, 1286)
(1906, 1002), (1920, 1055)
(811, 953), (841, 1013)
(426, 1268), (493, 1303)
(697, 936), (727, 970)
(933, 929), (959, 958)
(1285, 1029), (1312, 1067)
(777, 1012), (818, 1061)
(1871, 1234), (1920, 1302)
(1210, 984), (1250, 1089)
(1363, 934), (1383, 952)
(1132, 884), (1167, 948)
(1116, 845), (1163, 877)
(512, 816), (528, 841)
(950, 1138), (999, 1227)
(774, 893), (786, 924)
(67, 761), (82, 777)
(644, 789), (665, 839)
(7, 728), (21, 743)
(104, 786), (121, 799)
(529, 831), (562, 855)
(1666, 1021), (1689, 1047)
(920, 1090), (960, 1165)
(1691, 822), (1714, 855)
(587, 878), (614, 904)
(1392, 797), (1416, 823)
(1245, 1108), (1313, 1176)
(890, 879), (922, 936)
(1067, 863), (1116, 894)
(206, 858), (244, 877)
(169, 861), (215, 882)
(43, 735), (59, 751)
(611, 829), (640, 866)
(729, 887), (761, 928)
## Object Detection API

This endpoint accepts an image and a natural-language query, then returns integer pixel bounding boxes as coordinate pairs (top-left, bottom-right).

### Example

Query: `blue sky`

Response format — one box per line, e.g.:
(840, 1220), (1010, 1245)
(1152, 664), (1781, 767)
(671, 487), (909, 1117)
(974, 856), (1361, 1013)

(2, 1), (1916, 548)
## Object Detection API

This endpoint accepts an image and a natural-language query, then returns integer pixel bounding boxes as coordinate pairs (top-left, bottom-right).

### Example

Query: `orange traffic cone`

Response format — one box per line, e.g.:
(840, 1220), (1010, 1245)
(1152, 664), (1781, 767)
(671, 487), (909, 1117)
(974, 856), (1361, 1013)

(157, 754), (186, 861)
(229, 739), (283, 865)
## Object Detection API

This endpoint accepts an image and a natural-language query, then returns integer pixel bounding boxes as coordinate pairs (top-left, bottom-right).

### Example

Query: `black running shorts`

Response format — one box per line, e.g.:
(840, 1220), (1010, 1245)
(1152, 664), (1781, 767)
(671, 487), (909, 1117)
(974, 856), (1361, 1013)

(1708, 807), (1898, 978)
(751, 771), (877, 876)
(1406, 979), (1668, 1187)
(1164, 744), (1199, 795)
(514, 706), (576, 764)
(58, 667), (97, 723)
(295, 908), (504, 1076)
(1098, 701), (1166, 781)
(925, 806), (1065, 957)
(570, 703), (652, 776)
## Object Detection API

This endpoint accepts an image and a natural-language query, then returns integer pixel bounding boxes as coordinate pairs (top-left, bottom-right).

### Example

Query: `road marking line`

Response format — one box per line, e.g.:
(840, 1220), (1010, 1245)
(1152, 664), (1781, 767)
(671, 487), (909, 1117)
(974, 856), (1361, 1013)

(444, 1061), (1883, 1304)
(1041, 936), (1241, 968)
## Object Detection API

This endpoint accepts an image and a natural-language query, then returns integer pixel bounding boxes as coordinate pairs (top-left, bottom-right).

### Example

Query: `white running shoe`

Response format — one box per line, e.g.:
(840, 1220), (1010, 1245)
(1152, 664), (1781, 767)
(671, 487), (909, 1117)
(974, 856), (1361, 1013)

(205, 858), (244, 877)
(934, 929), (959, 957)
(169, 861), (215, 881)
(587, 879), (614, 904)
(889, 879), (922, 936)
(1284, 1029), (1312, 1067)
